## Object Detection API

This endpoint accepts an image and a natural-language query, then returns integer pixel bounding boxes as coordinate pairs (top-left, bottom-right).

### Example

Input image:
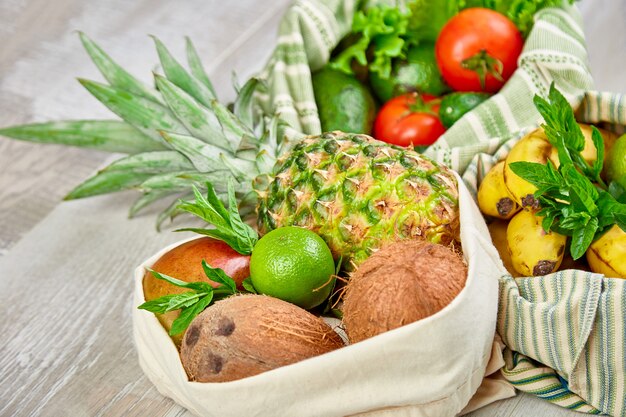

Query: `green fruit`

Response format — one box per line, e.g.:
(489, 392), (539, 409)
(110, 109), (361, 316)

(439, 92), (491, 128)
(250, 226), (336, 309)
(312, 67), (376, 135)
(257, 132), (460, 268)
(369, 43), (449, 103)
(605, 134), (626, 184)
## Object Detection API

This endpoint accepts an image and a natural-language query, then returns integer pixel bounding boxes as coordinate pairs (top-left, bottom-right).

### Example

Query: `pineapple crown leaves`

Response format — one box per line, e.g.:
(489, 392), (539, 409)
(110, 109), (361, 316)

(176, 179), (258, 255)
(0, 33), (296, 226)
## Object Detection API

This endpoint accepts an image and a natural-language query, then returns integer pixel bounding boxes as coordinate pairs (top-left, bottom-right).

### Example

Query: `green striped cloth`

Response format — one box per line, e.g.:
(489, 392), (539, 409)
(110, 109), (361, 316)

(251, 0), (626, 415)
(498, 269), (626, 415)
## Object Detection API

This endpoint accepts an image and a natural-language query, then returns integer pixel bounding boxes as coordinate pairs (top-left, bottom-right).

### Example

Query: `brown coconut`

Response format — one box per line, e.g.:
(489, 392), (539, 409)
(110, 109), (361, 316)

(342, 239), (467, 343)
(143, 237), (250, 346)
(180, 294), (344, 382)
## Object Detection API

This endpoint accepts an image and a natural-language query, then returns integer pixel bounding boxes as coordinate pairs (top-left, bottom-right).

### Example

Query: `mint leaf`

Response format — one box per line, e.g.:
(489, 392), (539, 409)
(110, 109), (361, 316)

(508, 161), (553, 188)
(138, 294), (179, 314)
(170, 293), (213, 336)
(609, 180), (626, 203)
(202, 260), (237, 293)
(242, 277), (257, 294)
(541, 213), (556, 232)
(226, 179), (257, 253)
(166, 291), (207, 311)
(558, 211), (588, 228)
(147, 269), (214, 292)
(571, 218), (598, 260)
(590, 126), (605, 183)
(176, 181), (258, 255)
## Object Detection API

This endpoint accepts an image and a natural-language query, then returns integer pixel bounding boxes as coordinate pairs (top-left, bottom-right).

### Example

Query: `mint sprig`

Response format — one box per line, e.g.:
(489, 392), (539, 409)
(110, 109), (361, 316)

(138, 261), (243, 335)
(176, 179), (258, 255)
(509, 83), (626, 259)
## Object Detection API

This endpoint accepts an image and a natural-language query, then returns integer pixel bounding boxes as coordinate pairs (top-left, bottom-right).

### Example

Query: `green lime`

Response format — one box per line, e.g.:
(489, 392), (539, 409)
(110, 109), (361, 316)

(369, 42), (450, 103)
(250, 226), (336, 309)
(605, 134), (626, 184)
(439, 92), (491, 128)
(312, 67), (376, 135)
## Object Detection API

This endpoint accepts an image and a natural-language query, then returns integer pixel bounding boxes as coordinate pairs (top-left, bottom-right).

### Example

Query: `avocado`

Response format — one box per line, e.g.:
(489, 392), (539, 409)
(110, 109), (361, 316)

(312, 67), (376, 135)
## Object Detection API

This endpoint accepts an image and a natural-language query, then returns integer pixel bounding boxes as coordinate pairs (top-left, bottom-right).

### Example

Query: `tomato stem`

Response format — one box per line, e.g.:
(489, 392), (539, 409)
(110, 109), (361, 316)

(406, 93), (439, 117)
(461, 49), (504, 90)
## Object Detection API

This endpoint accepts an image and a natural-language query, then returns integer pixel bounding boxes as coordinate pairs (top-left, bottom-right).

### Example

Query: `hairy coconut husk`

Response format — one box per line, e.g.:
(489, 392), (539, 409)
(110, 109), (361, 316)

(180, 294), (344, 382)
(342, 240), (467, 343)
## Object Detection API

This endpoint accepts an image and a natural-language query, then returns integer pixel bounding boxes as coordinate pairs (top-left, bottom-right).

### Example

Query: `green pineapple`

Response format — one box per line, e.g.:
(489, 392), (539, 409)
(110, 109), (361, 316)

(0, 34), (459, 266)
(257, 132), (459, 266)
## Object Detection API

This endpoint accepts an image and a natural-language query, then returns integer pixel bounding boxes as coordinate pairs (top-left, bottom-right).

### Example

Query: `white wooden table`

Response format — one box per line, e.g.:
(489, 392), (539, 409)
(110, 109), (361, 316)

(0, 1), (624, 416)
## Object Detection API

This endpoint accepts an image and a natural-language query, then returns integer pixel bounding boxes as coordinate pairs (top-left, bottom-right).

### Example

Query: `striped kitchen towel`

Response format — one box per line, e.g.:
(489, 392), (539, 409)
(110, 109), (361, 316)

(498, 270), (626, 415)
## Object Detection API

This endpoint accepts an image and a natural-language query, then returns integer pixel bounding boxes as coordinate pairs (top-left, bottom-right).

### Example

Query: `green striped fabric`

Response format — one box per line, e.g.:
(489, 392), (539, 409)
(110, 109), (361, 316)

(254, 0), (358, 134)
(501, 350), (601, 414)
(499, 270), (626, 415)
(252, 0), (626, 414)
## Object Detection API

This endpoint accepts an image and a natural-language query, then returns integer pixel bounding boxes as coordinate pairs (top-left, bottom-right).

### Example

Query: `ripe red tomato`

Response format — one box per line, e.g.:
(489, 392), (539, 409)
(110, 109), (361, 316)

(435, 8), (523, 93)
(373, 93), (446, 147)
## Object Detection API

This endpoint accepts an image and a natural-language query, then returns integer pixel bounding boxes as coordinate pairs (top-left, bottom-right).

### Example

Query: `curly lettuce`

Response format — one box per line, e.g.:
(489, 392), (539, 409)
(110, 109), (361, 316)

(330, 5), (410, 79)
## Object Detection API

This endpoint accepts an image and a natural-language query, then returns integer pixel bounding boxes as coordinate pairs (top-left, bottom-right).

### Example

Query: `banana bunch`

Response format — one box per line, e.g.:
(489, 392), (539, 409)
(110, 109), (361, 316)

(478, 125), (626, 278)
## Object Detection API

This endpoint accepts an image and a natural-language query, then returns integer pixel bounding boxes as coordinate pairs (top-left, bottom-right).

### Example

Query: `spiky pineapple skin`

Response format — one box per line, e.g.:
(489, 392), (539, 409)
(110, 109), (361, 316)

(256, 131), (460, 267)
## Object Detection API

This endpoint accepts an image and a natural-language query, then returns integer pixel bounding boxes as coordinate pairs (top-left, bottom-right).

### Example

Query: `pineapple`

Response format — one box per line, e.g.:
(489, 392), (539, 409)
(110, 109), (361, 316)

(0, 34), (459, 266)
(258, 132), (458, 266)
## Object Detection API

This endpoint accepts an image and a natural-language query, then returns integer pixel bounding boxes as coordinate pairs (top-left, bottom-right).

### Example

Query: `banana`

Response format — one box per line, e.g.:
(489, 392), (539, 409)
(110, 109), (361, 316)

(506, 209), (566, 276)
(547, 124), (618, 171)
(503, 129), (553, 209)
(478, 161), (520, 219)
(586, 225), (626, 278)
(487, 219), (519, 277)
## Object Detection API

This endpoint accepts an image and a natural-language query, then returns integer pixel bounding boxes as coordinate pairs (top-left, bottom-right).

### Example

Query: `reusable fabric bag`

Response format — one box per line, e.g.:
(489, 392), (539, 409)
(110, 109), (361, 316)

(134, 173), (503, 417)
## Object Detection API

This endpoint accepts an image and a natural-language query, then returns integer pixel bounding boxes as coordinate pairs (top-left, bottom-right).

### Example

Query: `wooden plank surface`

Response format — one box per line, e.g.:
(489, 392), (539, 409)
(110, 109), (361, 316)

(0, 1), (624, 416)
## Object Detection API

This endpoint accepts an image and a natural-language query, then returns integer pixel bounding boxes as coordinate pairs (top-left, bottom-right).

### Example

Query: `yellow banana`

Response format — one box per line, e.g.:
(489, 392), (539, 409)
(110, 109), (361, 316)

(547, 124), (618, 170)
(506, 210), (566, 276)
(478, 161), (521, 219)
(586, 225), (626, 278)
(503, 129), (553, 209)
(487, 219), (519, 277)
